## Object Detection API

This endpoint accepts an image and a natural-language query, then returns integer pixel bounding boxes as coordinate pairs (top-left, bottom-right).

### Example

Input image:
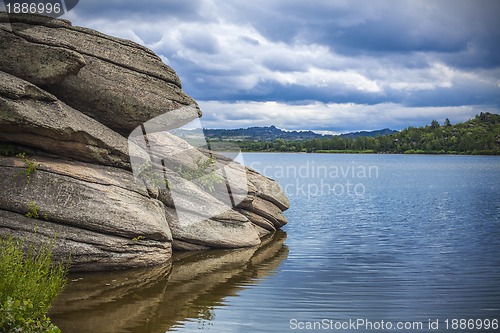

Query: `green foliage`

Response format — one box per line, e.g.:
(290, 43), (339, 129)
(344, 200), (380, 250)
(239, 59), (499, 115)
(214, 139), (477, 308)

(383, 112), (500, 154)
(178, 155), (223, 192)
(25, 202), (48, 221)
(0, 298), (61, 333)
(136, 161), (169, 188)
(219, 113), (500, 155)
(14, 153), (41, 184)
(0, 236), (68, 332)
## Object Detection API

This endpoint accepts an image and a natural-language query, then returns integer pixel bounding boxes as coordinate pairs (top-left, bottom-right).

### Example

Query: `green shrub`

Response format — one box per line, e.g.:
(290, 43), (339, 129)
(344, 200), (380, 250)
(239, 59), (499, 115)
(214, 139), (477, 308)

(177, 155), (223, 192)
(0, 236), (68, 332)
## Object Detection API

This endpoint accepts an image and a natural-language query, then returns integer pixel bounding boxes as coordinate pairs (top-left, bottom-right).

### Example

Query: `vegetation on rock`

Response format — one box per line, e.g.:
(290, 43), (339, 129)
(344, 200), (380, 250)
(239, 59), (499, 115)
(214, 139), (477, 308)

(136, 161), (170, 188)
(177, 155), (223, 192)
(14, 153), (40, 184)
(25, 202), (48, 221)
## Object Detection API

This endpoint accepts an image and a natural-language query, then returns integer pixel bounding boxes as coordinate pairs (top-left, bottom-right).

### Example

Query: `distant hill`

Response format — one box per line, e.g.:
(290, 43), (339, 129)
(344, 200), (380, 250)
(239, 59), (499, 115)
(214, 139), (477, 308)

(339, 128), (398, 138)
(221, 112), (500, 154)
(203, 125), (322, 141)
(203, 126), (397, 141)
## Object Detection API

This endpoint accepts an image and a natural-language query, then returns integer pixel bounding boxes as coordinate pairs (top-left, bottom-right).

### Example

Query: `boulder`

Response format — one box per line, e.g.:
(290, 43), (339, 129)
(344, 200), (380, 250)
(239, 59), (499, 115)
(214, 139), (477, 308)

(166, 207), (260, 250)
(0, 12), (73, 28)
(1, 13), (201, 136)
(129, 130), (288, 248)
(163, 172), (261, 249)
(246, 167), (290, 211)
(242, 196), (288, 228)
(0, 71), (135, 169)
(0, 13), (178, 85)
(239, 210), (276, 233)
(203, 152), (290, 230)
(0, 210), (171, 271)
(0, 156), (172, 271)
(211, 152), (290, 209)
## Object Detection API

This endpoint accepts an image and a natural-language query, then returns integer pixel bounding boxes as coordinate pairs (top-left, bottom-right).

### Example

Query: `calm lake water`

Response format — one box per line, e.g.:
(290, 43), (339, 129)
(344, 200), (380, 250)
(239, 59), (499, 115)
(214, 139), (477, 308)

(50, 154), (500, 333)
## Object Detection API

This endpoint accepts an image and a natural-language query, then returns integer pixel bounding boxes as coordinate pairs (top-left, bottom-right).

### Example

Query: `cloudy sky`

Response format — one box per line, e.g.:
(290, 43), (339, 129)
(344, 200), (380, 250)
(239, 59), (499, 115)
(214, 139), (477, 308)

(62, 1), (499, 132)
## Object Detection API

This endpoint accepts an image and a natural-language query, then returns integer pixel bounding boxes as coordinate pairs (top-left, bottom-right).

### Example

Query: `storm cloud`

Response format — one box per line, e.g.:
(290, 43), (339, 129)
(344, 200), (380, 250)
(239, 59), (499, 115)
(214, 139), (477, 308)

(56, 0), (499, 131)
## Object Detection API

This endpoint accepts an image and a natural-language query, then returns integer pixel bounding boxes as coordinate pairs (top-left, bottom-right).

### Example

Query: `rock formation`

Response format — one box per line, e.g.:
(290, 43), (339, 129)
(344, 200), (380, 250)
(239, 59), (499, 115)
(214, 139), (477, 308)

(0, 13), (289, 271)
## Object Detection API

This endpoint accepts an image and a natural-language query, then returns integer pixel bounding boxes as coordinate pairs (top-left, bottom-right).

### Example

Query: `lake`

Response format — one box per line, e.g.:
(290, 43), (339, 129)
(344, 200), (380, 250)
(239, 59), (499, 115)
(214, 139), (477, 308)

(50, 153), (500, 332)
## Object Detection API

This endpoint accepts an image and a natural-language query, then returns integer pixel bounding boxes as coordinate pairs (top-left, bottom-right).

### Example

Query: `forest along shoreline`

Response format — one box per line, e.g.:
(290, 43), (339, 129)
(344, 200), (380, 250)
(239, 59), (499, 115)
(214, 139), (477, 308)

(207, 113), (500, 155)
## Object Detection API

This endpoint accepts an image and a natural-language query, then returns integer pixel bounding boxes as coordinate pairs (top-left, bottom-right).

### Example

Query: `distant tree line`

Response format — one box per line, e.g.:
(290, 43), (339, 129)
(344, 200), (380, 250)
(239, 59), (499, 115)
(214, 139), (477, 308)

(208, 113), (500, 155)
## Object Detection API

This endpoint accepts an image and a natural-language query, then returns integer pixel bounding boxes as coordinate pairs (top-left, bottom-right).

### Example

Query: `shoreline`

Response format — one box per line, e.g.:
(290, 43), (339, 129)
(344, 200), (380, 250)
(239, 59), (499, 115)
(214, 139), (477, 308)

(220, 150), (500, 156)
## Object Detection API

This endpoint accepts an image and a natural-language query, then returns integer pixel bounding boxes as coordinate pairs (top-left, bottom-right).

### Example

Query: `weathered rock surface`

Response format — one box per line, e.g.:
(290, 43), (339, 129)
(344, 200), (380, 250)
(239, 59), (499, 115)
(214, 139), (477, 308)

(130, 130), (288, 249)
(0, 71), (136, 169)
(158, 168), (260, 249)
(0, 28), (86, 85)
(1, 13), (200, 136)
(239, 210), (276, 233)
(0, 210), (171, 271)
(0, 13), (290, 271)
(166, 207), (260, 250)
(0, 156), (171, 271)
(246, 168), (290, 211)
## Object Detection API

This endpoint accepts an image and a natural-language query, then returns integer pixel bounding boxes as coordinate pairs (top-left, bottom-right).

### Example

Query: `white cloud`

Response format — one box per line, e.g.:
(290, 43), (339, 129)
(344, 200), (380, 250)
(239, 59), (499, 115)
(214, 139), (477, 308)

(198, 100), (493, 132)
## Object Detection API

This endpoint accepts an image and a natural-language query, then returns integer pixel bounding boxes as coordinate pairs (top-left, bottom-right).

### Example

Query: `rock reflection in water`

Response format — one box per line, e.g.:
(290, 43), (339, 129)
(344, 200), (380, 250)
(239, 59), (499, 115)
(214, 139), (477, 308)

(50, 231), (288, 333)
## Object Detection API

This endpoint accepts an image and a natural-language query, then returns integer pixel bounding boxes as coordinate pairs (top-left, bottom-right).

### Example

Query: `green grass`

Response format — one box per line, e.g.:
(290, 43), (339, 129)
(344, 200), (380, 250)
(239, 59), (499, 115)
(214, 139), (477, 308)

(0, 236), (68, 332)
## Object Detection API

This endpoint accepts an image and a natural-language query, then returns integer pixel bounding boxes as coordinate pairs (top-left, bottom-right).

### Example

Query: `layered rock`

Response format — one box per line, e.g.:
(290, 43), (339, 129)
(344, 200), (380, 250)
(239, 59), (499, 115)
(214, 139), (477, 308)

(0, 156), (171, 271)
(0, 71), (134, 169)
(128, 130), (289, 250)
(0, 28), (86, 85)
(0, 12), (200, 136)
(0, 13), (289, 271)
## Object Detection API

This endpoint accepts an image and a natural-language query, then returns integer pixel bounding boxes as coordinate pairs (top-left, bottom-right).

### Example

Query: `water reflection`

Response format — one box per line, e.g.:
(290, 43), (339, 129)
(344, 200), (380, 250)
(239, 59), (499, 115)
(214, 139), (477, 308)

(50, 231), (288, 333)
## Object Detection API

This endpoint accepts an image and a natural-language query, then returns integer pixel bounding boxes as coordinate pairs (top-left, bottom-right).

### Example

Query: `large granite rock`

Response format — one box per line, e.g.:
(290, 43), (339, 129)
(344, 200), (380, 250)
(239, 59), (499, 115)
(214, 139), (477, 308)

(0, 13), (290, 271)
(0, 156), (171, 271)
(129, 130), (288, 249)
(0, 13), (200, 136)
